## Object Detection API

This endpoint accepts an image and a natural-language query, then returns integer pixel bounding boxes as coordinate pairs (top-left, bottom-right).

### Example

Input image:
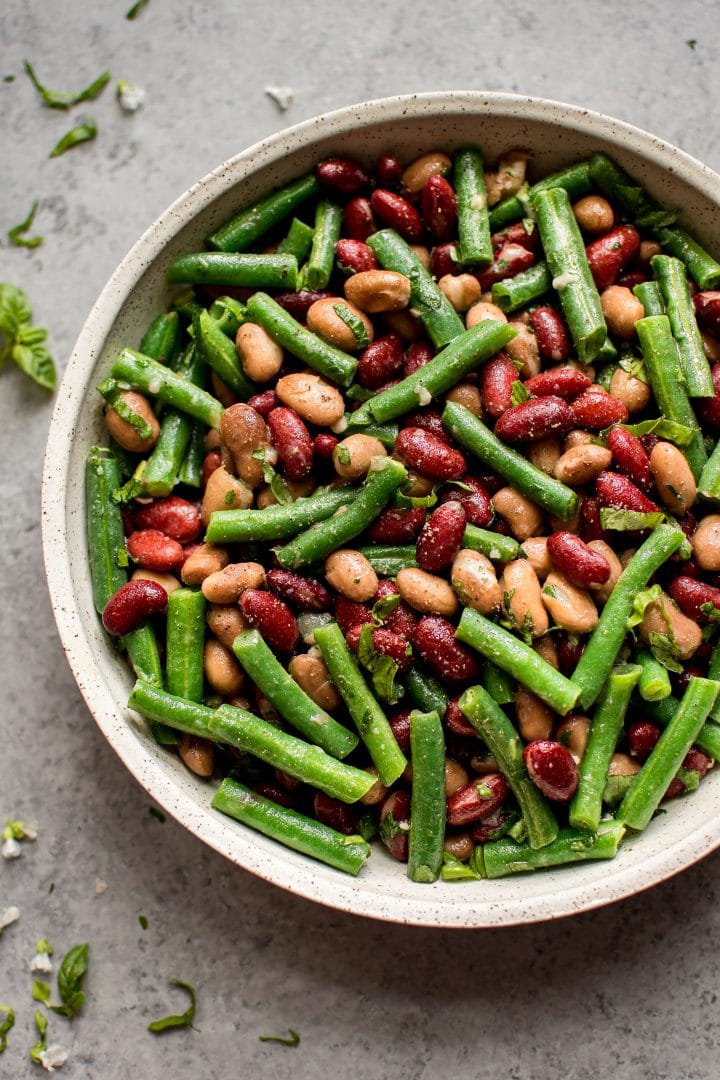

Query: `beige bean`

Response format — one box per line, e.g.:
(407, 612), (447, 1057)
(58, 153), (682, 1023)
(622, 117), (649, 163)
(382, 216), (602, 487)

(235, 322), (283, 383)
(702, 331), (720, 363)
(563, 429), (595, 450)
(220, 403), (271, 488)
(201, 466), (253, 526)
(443, 832), (474, 862)
(206, 603), (248, 650)
(445, 381), (483, 416)
(534, 635), (559, 669)
(554, 444), (613, 486)
(650, 441), (697, 515)
(400, 469), (435, 498)
(288, 653), (342, 712)
(382, 308), (423, 341)
(344, 270), (411, 313)
(528, 435), (561, 476)
(465, 300), (507, 328)
(307, 296), (374, 351)
(104, 391), (160, 453)
(600, 285), (645, 340)
(515, 687), (554, 741)
(554, 715), (591, 761)
(396, 567), (459, 616)
(587, 540), (623, 604)
(504, 321), (540, 377)
(451, 549), (502, 614)
(492, 486), (544, 541)
(609, 367), (651, 413)
(204, 427), (221, 451)
(204, 637), (245, 695)
(639, 592), (702, 659)
(178, 734), (215, 778)
(181, 544), (229, 586)
(692, 515), (720, 570)
(401, 151), (452, 193)
(131, 569), (181, 593)
(210, 371), (237, 408)
(438, 273), (481, 313)
(360, 766), (389, 806)
(500, 560), (548, 637)
(444, 758), (469, 798)
(470, 751), (500, 774)
(201, 562), (266, 604)
(520, 536), (552, 580)
(572, 194), (614, 234)
(485, 150), (528, 204)
(549, 502), (582, 537)
(276, 371), (345, 426)
(541, 571), (599, 633)
(410, 245), (431, 270)
(609, 752), (641, 778)
(325, 549), (378, 602)
(333, 434), (387, 479)
(639, 239), (663, 262)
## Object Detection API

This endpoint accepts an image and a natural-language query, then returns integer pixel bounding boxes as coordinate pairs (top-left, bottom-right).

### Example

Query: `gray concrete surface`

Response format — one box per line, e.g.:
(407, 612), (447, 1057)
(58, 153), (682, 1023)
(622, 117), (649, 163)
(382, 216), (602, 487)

(1, 1), (719, 1076)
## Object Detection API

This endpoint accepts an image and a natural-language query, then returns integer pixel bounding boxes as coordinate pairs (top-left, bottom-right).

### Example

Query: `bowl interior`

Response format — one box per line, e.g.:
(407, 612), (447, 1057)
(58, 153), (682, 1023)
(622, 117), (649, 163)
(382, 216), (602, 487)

(43, 92), (720, 927)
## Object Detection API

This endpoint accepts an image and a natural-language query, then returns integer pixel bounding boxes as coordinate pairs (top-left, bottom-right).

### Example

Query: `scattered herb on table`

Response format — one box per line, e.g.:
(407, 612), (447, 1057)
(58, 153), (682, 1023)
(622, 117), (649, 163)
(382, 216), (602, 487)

(148, 806), (166, 823)
(126, 0), (149, 18)
(23, 60), (110, 109)
(50, 943), (89, 1019)
(147, 979), (196, 1034)
(138, 915), (148, 930)
(259, 1029), (300, 1046)
(7, 201), (43, 248)
(0, 1006), (14, 1053)
(49, 118), (97, 159)
(29, 1008), (49, 1065)
(0, 284), (56, 391)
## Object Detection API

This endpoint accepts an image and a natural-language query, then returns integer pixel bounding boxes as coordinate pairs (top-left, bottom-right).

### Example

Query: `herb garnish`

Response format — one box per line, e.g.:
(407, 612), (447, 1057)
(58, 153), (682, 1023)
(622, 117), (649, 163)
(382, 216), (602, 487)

(49, 118), (97, 158)
(126, 0), (150, 18)
(23, 61), (110, 110)
(7, 201), (44, 249)
(138, 915), (148, 930)
(147, 979), (196, 1034)
(149, 806), (166, 823)
(0, 283), (56, 390)
(259, 1029), (300, 1046)
(50, 943), (89, 1019)
(29, 1009), (48, 1065)
(0, 1006), (14, 1053)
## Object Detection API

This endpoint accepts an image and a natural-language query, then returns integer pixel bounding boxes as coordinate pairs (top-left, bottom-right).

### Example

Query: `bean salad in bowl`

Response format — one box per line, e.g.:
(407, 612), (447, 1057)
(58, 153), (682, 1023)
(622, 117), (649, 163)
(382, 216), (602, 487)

(84, 132), (720, 890)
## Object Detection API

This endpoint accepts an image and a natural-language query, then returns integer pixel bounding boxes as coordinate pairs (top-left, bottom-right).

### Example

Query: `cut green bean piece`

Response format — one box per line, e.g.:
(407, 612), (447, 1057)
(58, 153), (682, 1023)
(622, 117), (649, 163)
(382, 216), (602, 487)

(456, 610), (580, 716)
(408, 711), (446, 883)
(306, 200), (342, 290)
(313, 622), (407, 787)
(443, 402), (578, 521)
(642, 695), (720, 761)
(167, 252), (298, 291)
(483, 822), (625, 878)
(366, 228), (465, 347)
(139, 311), (181, 365)
(343, 417), (399, 447)
(633, 280), (666, 317)
(531, 187), (607, 364)
(637, 649), (672, 702)
(617, 678), (720, 831)
(141, 410), (192, 497)
(178, 422), (205, 487)
(245, 292), (357, 387)
(651, 254), (713, 397)
(212, 779), (370, 876)
(488, 160), (593, 232)
(454, 147), (492, 267)
(232, 629), (358, 759)
(462, 524), (519, 563)
(111, 349), (223, 428)
(491, 261), (552, 313)
(195, 308), (254, 398)
(208, 295), (247, 338)
(129, 679), (217, 739)
(278, 217), (315, 262)
(356, 545), (417, 576)
(569, 665), (641, 832)
(166, 589), (206, 704)
(459, 685), (558, 849)
(571, 524), (687, 709)
(482, 661), (515, 705)
(405, 666), (449, 717)
(125, 629), (171, 744)
(655, 226), (720, 290)
(206, 486), (353, 543)
(699, 438), (720, 501)
(86, 447), (129, 613)
(206, 173), (320, 252)
(588, 152), (655, 218)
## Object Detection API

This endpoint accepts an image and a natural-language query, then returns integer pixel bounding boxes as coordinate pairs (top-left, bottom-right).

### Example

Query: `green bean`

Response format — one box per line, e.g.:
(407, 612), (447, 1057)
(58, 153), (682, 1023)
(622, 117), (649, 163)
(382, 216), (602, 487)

(124, 627), (164, 689)
(206, 173), (320, 252)
(633, 280), (666, 317)
(482, 661), (515, 705)
(212, 778), (370, 876)
(462, 524), (519, 563)
(166, 589), (206, 704)
(305, 200), (342, 290)
(366, 228), (465, 347)
(313, 622), (407, 786)
(167, 252), (298, 290)
(443, 402), (578, 521)
(454, 147), (492, 267)
(277, 217), (315, 262)
(97, 378), (154, 441)
(642, 695), (720, 760)
(343, 417), (399, 447)
(531, 187), (607, 364)
(487, 160), (593, 232)
(206, 485), (353, 544)
(177, 422), (205, 488)
(86, 447), (130, 614)
(356, 545), (417, 575)
(408, 710), (446, 883)
(569, 664), (641, 832)
(655, 227), (720, 290)
(276, 458), (407, 569)
(617, 677), (720, 831)
(635, 315), (706, 481)
(111, 349), (223, 428)
(405, 666), (449, 716)
(142, 411), (193, 497)
(139, 311), (181, 365)
(637, 649), (672, 702)
(651, 254), (713, 397)
(245, 292), (357, 388)
(129, 679), (217, 739)
(698, 439), (720, 501)
(195, 309), (254, 398)
(207, 295), (247, 338)
(491, 261), (552, 313)
(349, 321), (517, 428)
(232, 629), (358, 759)
(458, 685), (558, 849)
(456, 611), (580, 716)
(571, 524), (687, 709)
(483, 821), (625, 878)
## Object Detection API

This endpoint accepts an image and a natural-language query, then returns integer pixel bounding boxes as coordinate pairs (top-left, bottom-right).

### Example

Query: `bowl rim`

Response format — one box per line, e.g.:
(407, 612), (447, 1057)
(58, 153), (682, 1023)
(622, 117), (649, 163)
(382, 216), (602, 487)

(42, 89), (720, 928)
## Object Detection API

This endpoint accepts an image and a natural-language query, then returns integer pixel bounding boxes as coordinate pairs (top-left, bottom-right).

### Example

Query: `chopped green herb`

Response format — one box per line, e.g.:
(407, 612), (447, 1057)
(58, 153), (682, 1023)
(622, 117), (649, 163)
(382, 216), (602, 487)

(49, 118), (97, 158)
(48, 884), (55, 895)
(23, 60), (110, 110)
(2, 817), (37, 842)
(686, 38), (697, 50)
(50, 943), (89, 1019)
(149, 807), (166, 823)
(4, 75), (14, 83)
(259, 1029), (300, 1047)
(34, 1011), (47, 1039)
(0, 1006), (14, 1054)
(599, 508), (666, 532)
(147, 979), (196, 1034)
(510, 380), (531, 406)
(676, 765), (700, 792)
(602, 772), (635, 807)
(138, 915), (148, 930)
(7, 201), (43, 249)
(36, 939), (53, 956)
(627, 583), (664, 630)
(357, 622), (403, 704)
(618, 417), (694, 447)
(333, 302), (369, 349)
(617, 352), (648, 384)
(126, 0), (149, 18)
(441, 852), (481, 881)
(336, 446), (351, 466)
(700, 601), (720, 623)
(32, 981), (50, 1006)
(371, 592), (401, 625)
(395, 484), (439, 509)
(648, 631), (683, 674)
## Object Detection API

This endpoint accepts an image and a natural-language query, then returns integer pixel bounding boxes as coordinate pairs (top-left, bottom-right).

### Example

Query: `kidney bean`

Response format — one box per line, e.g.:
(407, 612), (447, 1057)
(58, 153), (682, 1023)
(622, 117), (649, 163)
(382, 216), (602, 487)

(675, 665), (706, 696)
(595, 471), (661, 513)
(375, 154), (403, 187)
(446, 773), (508, 826)
(366, 506), (426, 544)
(347, 625), (412, 672)
(491, 220), (540, 253)
(254, 781), (298, 810)
(246, 390), (279, 419)
(356, 332), (404, 389)
(695, 363), (720, 430)
(668, 575), (720, 623)
(370, 189), (423, 243)
(416, 501), (466, 572)
(470, 807), (518, 843)
(334, 595), (374, 635)
(422, 174), (457, 241)
(374, 580), (417, 637)
(413, 615), (480, 683)
(313, 432), (338, 460)
(266, 569), (331, 612)
(444, 695), (477, 737)
(477, 243), (536, 291)
(479, 352), (517, 419)
(440, 475), (493, 528)
(494, 396), (573, 442)
(523, 739), (579, 801)
(313, 792), (357, 834)
(133, 495), (202, 543)
(525, 368), (590, 401)
(379, 790), (411, 861)
(546, 531), (611, 588)
(529, 307), (571, 363)
(240, 589), (298, 652)
(395, 427), (466, 480)
(577, 497), (604, 543)
(127, 529), (184, 573)
(585, 225), (641, 291)
(626, 720), (661, 760)
(388, 708), (412, 753)
(570, 391), (629, 430)
(405, 408), (448, 442)
(683, 746), (713, 778)
(273, 289), (335, 321)
(315, 157), (369, 194)
(557, 632), (585, 675)
(102, 578), (168, 636)
(335, 238), (378, 277)
(267, 407), (313, 480)
(693, 291), (720, 337)
(606, 426), (652, 488)
(430, 242), (459, 279)
(198, 451), (221, 493)
(403, 340), (434, 376)
(343, 197), (376, 242)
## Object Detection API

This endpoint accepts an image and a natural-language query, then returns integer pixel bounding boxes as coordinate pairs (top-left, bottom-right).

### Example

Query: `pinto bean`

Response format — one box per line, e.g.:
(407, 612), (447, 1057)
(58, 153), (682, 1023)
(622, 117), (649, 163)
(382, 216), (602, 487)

(492, 487), (544, 541)
(220, 403), (271, 488)
(104, 391), (160, 453)
(333, 434), (387, 479)
(396, 567), (459, 616)
(609, 367), (652, 413)
(650, 441), (697, 515)
(201, 466), (253, 525)
(324, 550), (378, 602)
(451, 549), (502, 614)
(515, 687), (554, 742)
(554, 444), (612, 487)
(692, 515), (720, 571)
(307, 296), (374, 352)
(541, 571), (599, 634)
(504, 321), (540, 378)
(181, 544), (230, 586)
(204, 638), (244, 695)
(206, 604), (248, 650)
(201, 562), (266, 604)
(520, 536), (552, 580)
(235, 322), (284, 382)
(275, 371), (345, 426)
(288, 653), (342, 711)
(639, 592), (702, 660)
(586, 540), (623, 604)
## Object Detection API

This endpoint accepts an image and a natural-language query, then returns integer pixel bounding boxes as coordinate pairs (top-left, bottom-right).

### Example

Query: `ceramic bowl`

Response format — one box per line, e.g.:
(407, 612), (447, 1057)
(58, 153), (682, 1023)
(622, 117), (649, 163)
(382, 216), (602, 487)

(42, 92), (720, 927)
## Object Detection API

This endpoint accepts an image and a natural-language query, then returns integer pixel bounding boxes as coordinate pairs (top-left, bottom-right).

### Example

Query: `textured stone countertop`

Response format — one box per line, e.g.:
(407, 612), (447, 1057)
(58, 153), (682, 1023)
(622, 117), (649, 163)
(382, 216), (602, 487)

(1, 2), (719, 1076)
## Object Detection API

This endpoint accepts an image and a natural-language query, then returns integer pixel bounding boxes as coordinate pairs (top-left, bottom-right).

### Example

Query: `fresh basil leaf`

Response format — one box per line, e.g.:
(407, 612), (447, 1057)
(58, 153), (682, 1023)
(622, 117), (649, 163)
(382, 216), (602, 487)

(0, 1006), (14, 1054)
(23, 60), (110, 110)
(602, 773), (636, 807)
(34, 1009), (47, 1038)
(510, 380), (530, 406)
(32, 980), (50, 1006)
(700, 601), (720, 623)
(599, 508), (665, 532)
(49, 118), (97, 158)
(635, 208), (679, 230)
(627, 583), (664, 630)
(357, 622), (404, 704)
(676, 766), (700, 793)
(441, 852), (480, 881)
(126, 0), (150, 19)
(648, 631), (684, 674)
(371, 592), (401, 625)
(379, 810), (407, 845)
(138, 915), (148, 930)
(7, 200), (43, 248)
(333, 302), (369, 349)
(618, 417), (695, 447)
(617, 352), (648, 384)
(147, 978), (196, 1034)
(29, 1040), (47, 1065)
(51, 943), (88, 1019)
(259, 1029), (300, 1046)
(0, 283), (32, 339)
(396, 482), (439, 509)
(12, 341), (57, 390)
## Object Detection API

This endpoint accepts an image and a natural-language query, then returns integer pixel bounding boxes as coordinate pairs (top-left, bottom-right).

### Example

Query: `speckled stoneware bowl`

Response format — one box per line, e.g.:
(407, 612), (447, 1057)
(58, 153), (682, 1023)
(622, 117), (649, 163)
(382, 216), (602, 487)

(42, 92), (720, 927)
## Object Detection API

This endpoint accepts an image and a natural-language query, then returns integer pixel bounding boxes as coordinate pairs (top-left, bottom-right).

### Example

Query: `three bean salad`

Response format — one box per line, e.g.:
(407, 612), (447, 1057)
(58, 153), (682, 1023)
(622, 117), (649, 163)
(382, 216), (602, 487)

(87, 144), (720, 884)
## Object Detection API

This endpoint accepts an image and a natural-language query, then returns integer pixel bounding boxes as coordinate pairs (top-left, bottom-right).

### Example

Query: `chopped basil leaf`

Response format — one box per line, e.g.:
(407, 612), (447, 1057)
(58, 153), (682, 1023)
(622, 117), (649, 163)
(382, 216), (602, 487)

(32, 981), (50, 1006)
(4, 75), (15, 83)
(441, 852), (480, 881)
(259, 1029), (300, 1046)
(126, 0), (150, 18)
(627, 583), (664, 630)
(619, 417), (695, 447)
(395, 484), (439, 509)
(510, 380), (530, 406)
(23, 61), (110, 110)
(676, 766), (700, 792)
(599, 508), (665, 532)
(635, 208), (679, 230)
(138, 915), (148, 930)
(0, 284), (56, 390)
(617, 352), (648, 384)
(602, 773), (635, 807)
(149, 807), (166, 823)
(648, 631), (683, 674)
(49, 118), (97, 158)
(700, 601), (720, 623)
(357, 622), (403, 704)
(332, 302), (369, 349)
(7, 200), (43, 248)
(36, 939), (53, 956)
(50, 943), (89, 1019)
(371, 592), (401, 625)
(335, 446), (351, 466)
(147, 979), (196, 1034)
(686, 38), (697, 50)
(356, 812), (377, 841)
(345, 384), (374, 402)
(34, 1009), (47, 1038)
(0, 1006), (14, 1054)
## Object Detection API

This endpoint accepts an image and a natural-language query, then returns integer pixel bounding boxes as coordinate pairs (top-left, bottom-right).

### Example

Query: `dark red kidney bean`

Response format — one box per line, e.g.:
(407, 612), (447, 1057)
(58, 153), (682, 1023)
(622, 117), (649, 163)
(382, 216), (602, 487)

(470, 807), (519, 843)
(617, 270), (647, 290)
(395, 427), (466, 480)
(430, 242), (459, 279)
(595, 471), (661, 513)
(422, 175), (457, 241)
(674, 664), (705, 696)
(627, 720), (661, 760)
(133, 495), (202, 543)
(529, 307), (572, 363)
(334, 596), (374, 635)
(494, 396), (573, 442)
(523, 739), (579, 801)
(388, 708), (412, 753)
(668, 576), (720, 623)
(546, 531), (611, 588)
(374, 580), (418, 639)
(274, 768), (304, 793)
(695, 364), (720, 430)
(663, 777), (686, 801)
(524, 367), (590, 400)
(127, 530), (184, 573)
(557, 633), (585, 676)
(416, 501), (467, 572)
(585, 225), (641, 291)
(367, 627), (413, 672)
(343, 197), (376, 242)
(201, 450), (222, 489)
(379, 790), (411, 861)
(405, 408), (448, 442)
(477, 243), (536, 290)
(491, 220), (540, 253)
(121, 506), (136, 536)
(479, 351), (517, 419)
(335, 238), (379, 276)
(374, 579), (399, 602)
(606, 426), (652, 488)
(370, 189), (423, 243)
(253, 781), (298, 810)
(102, 579), (168, 636)
(413, 616), (480, 684)
(445, 695), (478, 737)
(693, 291), (720, 337)
(403, 341), (434, 376)
(367, 506), (427, 543)
(266, 569), (331, 612)
(356, 333), (404, 389)
(683, 746), (712, 778)
(273, 290), (335, 320)
(313, 792), (357, 834)
(313, 432), (338, 460)
(247, 390), (279, 418)
(375, 154), (403, 187)
(579, 497), (606, 544)
(267, 407), (313, 480)
(570, 391), (629, 430)
(640, 433), (661, 457)
(446, 773), (508, 826)
(240, 589), (299, 652)
(315, 157), (369, 194)
(440, 475), (493, 528)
